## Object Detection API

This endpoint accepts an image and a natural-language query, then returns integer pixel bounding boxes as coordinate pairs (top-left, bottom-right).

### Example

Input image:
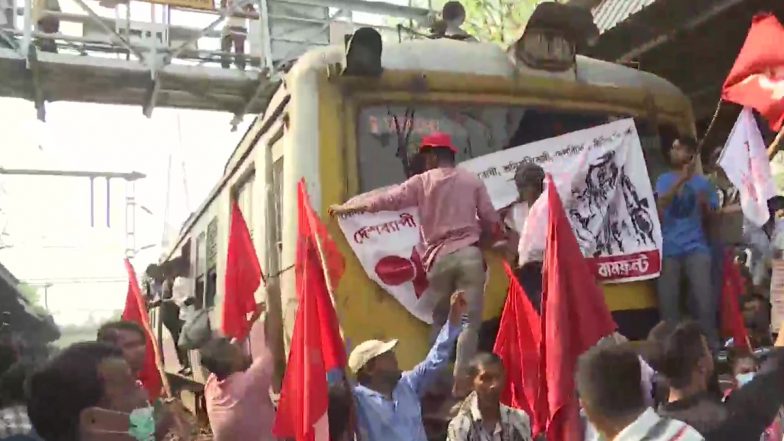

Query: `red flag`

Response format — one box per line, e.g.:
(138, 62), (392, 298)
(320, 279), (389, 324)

(222, 201), (264, 341)
(122, 259), (164, 401)
(296, 180), (345, 291)
(494, 262), (541, 429)
(538, 178), (616, 441)
(721, 251), (751, 351)
(722, 13), (784, 131)
(273, 180), (347, 441)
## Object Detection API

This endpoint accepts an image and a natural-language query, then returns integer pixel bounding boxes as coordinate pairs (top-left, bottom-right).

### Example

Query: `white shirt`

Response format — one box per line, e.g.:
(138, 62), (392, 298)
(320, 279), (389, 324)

(447, 392), (532, 441)
(504, 201), (544, 267)
(613, 408), (703, 441)
(172, 276), (194, 320)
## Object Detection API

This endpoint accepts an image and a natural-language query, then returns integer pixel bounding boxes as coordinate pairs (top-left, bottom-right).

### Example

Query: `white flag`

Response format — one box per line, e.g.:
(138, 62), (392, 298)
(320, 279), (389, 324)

(719, 107), (777, 227)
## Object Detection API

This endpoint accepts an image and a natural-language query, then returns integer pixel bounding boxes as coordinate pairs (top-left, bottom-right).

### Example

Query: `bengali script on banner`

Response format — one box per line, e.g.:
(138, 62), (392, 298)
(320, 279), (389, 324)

(338, 119), (663, 322)
(460, 118), (662, 283)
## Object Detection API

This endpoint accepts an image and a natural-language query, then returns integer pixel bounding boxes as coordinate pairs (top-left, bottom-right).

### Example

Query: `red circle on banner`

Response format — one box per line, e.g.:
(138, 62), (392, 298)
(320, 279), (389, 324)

(375, 256), (415, 286)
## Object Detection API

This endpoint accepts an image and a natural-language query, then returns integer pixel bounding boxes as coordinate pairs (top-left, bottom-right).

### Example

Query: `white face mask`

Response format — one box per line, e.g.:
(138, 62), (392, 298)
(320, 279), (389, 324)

(735, 372), (755, 388)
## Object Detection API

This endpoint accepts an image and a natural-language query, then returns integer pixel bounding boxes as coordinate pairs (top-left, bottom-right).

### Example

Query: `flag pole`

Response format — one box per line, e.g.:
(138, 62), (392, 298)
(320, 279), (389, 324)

(768, 126), (784, 160)
(136, 291), (173, 399)
(301, 184), (362, 441)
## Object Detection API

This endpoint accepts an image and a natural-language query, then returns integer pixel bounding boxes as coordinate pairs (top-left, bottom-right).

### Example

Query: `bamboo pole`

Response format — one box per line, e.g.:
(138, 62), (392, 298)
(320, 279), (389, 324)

(768, 126), (784, 161)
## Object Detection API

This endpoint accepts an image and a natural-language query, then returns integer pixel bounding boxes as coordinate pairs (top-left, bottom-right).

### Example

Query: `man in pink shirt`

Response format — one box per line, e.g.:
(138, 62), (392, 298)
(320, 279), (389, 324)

(330, 132), (502, 397)
(200, 303), (273, 441)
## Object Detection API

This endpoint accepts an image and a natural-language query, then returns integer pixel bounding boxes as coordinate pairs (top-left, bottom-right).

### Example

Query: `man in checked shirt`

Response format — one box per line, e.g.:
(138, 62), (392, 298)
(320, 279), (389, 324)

(330, 132), (504, 398)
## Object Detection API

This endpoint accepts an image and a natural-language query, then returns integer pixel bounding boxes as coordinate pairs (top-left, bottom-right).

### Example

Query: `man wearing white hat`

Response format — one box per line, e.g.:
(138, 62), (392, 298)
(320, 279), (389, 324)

(349, 291), (467, 441)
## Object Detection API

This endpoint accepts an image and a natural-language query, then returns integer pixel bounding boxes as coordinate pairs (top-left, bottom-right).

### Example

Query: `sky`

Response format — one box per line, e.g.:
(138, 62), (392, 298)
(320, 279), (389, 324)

(0, 98), (250, 325)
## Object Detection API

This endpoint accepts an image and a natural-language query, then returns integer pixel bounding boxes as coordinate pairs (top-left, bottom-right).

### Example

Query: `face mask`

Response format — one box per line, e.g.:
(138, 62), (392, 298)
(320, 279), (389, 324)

(128, 406), (156, 441)
(735, 372), (755, 388)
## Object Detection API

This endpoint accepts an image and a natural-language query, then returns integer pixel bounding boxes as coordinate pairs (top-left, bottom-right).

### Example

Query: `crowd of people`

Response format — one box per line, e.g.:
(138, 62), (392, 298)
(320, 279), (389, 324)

(1, 126), (784, 441)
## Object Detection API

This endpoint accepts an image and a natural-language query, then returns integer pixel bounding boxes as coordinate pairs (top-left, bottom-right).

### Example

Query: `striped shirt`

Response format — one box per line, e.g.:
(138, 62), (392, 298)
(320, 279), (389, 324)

(615, 408), (703, 441)
(447, 392), (532, 441)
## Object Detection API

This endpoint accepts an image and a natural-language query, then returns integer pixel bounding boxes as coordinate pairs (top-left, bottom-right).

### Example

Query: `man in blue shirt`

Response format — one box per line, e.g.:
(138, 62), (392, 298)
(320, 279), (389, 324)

(655, 137), (719, 350)
(348, 291), (467, 441)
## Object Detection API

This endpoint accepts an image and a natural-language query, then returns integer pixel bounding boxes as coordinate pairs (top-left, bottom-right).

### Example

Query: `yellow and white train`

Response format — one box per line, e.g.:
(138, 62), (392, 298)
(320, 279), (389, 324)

(154, 4), (695, 405)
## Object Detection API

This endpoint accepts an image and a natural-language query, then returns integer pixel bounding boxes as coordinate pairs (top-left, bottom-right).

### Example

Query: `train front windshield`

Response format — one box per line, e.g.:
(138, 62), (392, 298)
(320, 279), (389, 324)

(356, 104), (667, 193)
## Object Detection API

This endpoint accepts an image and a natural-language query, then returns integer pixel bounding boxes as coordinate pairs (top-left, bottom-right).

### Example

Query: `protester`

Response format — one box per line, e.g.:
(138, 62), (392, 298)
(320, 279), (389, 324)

(143, 264), (164, 304)
(742, 294), (773, 348)
(96, 320), (147, 378)
(331, 132), (502, 397)
(0, 362), (34, 438)
(655, 137), (720, 349)
(657, 320), (784, 440)
(168, 257), (193, 375)
(155, 273), (190, 375)
(220, 0), (255, 70)
(27, 342), (155, 441)
(501, 163), (546, 311)
(349, 291), (466, 441)
(447, 353), (532, 441)
(577, 344), (704, 441)
(328, 382), (354, 441)
(729, 350), (758, 390)
(200, 302), (271, 441)
(32, 0), (59, 53)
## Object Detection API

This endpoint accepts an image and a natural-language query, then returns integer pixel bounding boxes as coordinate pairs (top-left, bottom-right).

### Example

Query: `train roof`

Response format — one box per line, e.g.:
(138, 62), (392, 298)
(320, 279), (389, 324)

(287, 37), (685, 97)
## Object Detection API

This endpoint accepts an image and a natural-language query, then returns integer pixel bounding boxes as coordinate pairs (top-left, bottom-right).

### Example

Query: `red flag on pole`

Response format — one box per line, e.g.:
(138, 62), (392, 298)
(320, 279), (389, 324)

(273, 180), (347, 441)
(493, 262), (541, 430)
(122, 259), (166, 401)
(538, 178), (616, 441)
(722, 13), (784, 131)
(721, 251), (751, 351)
(222, 200), (264, 341)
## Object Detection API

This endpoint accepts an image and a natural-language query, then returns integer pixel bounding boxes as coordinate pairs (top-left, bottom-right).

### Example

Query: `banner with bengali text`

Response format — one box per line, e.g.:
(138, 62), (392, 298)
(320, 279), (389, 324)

(338, 119), (662, 322)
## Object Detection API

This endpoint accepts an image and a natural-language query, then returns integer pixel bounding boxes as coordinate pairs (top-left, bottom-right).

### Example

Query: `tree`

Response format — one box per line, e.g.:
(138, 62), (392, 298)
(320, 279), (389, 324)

(460, 0), (538, 45)
(17, 283), (40, 305)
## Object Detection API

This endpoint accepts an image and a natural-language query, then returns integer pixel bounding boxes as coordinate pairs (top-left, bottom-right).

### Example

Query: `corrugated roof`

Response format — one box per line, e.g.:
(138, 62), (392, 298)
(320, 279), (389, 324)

(592, 0), (656, 33)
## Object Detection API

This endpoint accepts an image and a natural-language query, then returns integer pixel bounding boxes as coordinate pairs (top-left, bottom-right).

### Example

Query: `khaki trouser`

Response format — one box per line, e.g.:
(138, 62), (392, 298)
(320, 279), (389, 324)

(429, 246), (486, 379)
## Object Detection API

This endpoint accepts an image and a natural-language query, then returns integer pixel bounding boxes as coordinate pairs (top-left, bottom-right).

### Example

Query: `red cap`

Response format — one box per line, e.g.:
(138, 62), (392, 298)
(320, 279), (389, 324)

(419, 132), (457, 153)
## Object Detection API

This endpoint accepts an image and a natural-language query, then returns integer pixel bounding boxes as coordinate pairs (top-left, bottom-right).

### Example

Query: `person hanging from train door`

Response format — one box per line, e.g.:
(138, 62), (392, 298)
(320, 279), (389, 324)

(499, 163), (546, 313)
(156, 258), (193, 376)
(329, 132), (504, 398)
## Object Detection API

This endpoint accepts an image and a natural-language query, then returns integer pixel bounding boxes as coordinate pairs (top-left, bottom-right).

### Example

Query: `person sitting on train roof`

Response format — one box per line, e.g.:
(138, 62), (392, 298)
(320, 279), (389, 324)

(348, 291), (467, 441)
(199, 302), (271, 441)
(500, 163), (546, 313)
(654, 137), (720, 351)
(330, 132), (503, 398)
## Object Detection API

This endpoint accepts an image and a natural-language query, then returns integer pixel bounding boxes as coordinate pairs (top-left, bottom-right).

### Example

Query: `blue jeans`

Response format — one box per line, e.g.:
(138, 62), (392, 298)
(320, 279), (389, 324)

(657, 252), (719, 350)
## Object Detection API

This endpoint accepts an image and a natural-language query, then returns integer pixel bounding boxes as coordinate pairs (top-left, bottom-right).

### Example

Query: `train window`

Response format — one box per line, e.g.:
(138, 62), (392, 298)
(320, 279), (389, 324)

(205, 269), (217, 308)
(194, 276), (205, 309)
(272, 158), (284, 261)
(358, 104), (622, 191)
(235, 171), (255, 239)
(356, 104), (681, 192)
(195, 232), (206, 308)
(206, 218), (218, 271)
